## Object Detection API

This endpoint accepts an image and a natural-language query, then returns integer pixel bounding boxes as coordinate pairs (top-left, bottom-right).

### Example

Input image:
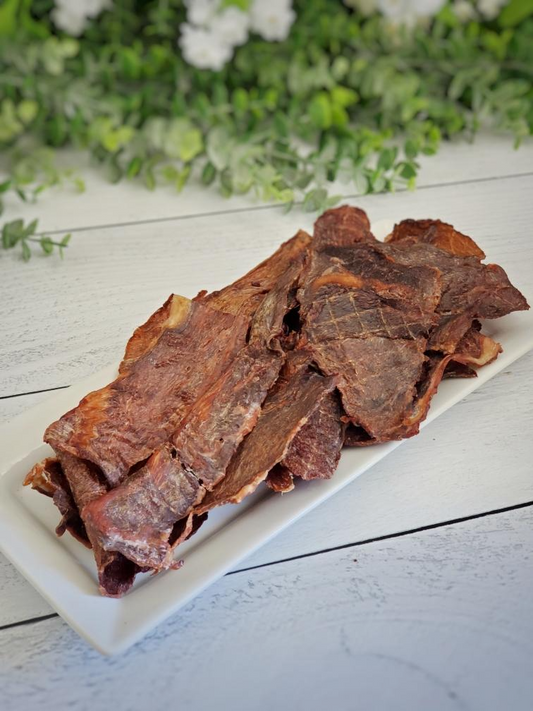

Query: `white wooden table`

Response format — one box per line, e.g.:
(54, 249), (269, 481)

(1, 133), (532, 711)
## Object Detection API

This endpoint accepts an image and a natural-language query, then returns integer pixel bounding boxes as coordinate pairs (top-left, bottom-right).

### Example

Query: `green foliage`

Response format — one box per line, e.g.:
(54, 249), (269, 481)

(1, 215), (70, 261)
(0, 0), (532, 261)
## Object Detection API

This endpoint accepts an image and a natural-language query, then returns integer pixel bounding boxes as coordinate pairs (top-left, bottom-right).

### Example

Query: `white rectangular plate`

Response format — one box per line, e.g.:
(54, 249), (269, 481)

(1, 249), (532, 656)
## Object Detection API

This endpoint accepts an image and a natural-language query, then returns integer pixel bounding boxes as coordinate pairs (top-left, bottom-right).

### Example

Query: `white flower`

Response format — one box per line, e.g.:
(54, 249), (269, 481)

(477, 0), (506, 20)
(250, 0), (296, 41)
(179, 24), (233, 71)
(184, 0), (218, 26)
(52, 6), (89, 36)
(454, 0), (475, 21)
(52, 0), (110, 35)
(377, 0), (444, 25)
(210, 7), (250, 47)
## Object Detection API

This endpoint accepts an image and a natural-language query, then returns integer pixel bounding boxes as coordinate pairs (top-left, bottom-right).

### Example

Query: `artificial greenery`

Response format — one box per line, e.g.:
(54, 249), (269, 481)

(1, 0), (533, 260)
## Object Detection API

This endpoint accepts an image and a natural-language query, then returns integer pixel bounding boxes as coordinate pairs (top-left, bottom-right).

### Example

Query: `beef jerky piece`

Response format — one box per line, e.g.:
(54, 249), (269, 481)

(345, 328), (502, 447)
(58, 453), (141, 597)
(119, 294), (190, 374)
(248, 255), (306, 351)
(398, 329), (502, 438)
(172, 346), (283, 489)
(299, 243), (442, 321)
(84, 448), (203, 571)
(383, 236), (528, 351)
(196, 368), (338, 514)
(281, 390), (345, 481)
(312, 336), (427, 441)
(45, 298), (248, 486)
(201, 229), (312, 319)
(266, 465), (295, 493)
(313, 205), (375, 250)
(303, 286), (439, 344)
(82, 259), (303, 571)
(24, 457), (88, 546)
(387, 219), (486, 259)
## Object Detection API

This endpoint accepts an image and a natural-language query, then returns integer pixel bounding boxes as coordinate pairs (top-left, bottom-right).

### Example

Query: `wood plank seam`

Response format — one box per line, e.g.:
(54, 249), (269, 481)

(2, 498), (532, 634)
(35, 170), (533, 239)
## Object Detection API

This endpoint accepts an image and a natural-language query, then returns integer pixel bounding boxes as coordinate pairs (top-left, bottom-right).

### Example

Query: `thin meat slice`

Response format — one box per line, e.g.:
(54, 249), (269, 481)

(119, 294), (191, 374)
(387, 219), (486, 259)
(82, 259), (305, 571)
(313, 336), (427, 440)
(384, 231), (528, 352)
(313, 205), (375, 249)
(201, 229), (311, 319)
(24, 457), (88, 546)
(281, 391), (345, 481)
(56, 453), (141, 596)
(344, 327), (502, 447)
(83, 449), (203, 571)
(196, 367), (337, 514)
(45, 298), (248, 486)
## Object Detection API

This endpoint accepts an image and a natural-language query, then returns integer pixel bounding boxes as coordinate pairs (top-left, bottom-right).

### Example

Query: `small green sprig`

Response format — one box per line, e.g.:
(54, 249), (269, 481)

(1, 217), (71, 261)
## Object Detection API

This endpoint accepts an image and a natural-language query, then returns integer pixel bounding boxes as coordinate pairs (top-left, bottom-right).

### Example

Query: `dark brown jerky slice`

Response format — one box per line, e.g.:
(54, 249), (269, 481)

(83, 449), (203, 571)
(313, 205), (375, 250)
(81, 259), (304, 570)
(196, 368), (337, 514)
(382, 239), (528, 351)
(45, 298), (248, 486)
(387, 219), (486, 259)
(312, 336), (426, 440)
(281, 390), (345, 481)
(173, 347), (283, 489)
(344, 328), (502, 447)
(58, 453), (141, 597)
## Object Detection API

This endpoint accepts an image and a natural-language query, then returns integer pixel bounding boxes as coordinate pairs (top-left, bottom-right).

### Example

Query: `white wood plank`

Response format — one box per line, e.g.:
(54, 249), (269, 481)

(1, 173), (532, 398)
(2, 133), (532, 234)
(0, 392), (50, 426)
(1, 507), (532, 711)
(1, 350), (531, 626)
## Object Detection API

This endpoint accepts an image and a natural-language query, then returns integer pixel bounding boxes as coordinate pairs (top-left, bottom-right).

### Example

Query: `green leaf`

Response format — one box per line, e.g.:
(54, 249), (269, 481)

(303, 188), (328, 212)
(165, 119), (203, 162)
(499, 0), (533, 27)
(18, 100), (38, 125)
(0, 0), (18, 38)
(207, 126), (234, 171)
(127, 157), (143, 179)
(309, 93), (333, 130)
(40, 236), (54, 255)
(201, 162), (217, 186)
(23, 219), (38, 237)
(21, 241), (31, 262)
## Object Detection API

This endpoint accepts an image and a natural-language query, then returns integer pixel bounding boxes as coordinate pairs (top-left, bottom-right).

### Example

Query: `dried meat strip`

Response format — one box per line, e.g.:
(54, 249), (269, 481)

(45, 297), (248, 486)
(82, 262), (306, 571)
(201, 229), (311, 319)
(196, 367), (337, 514)
(280, 389), (345, 481)
(24, 457), (88, 546)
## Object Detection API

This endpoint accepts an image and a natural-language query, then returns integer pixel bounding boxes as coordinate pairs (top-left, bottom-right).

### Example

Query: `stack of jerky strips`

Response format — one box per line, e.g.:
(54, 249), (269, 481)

(25, 207), (529, 596)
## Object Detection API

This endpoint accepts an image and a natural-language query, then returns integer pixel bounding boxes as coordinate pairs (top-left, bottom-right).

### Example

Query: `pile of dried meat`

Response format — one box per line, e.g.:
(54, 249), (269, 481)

(24, 206), (529, 596)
